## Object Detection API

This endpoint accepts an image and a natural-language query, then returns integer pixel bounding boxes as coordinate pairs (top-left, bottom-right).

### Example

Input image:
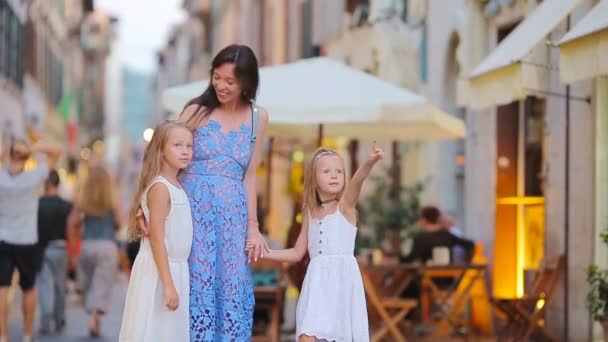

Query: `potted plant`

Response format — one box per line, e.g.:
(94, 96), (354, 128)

(357, 165), (424, 257)
(587, 228), (608, 341)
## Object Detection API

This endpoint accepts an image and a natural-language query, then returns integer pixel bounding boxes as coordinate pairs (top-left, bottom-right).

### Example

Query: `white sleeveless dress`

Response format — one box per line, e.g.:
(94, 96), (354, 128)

(296, 207), (369, 341)
(119, 176), (193, 342)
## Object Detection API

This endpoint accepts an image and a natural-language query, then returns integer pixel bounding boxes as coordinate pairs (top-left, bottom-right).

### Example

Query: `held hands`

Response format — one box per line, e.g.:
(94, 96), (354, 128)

(245, 224), (270, 263)
(164, 285), (179, 311)
(369, 140), (384, 163)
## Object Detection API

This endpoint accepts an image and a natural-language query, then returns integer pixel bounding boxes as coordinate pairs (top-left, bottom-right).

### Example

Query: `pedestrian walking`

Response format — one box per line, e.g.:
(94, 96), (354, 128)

(36, 169), (73, 335)
(119, 121), (194, 342)
(69, 166), (124, 337)
(0, 137), (60, 342)
(248, 143), (385, 341)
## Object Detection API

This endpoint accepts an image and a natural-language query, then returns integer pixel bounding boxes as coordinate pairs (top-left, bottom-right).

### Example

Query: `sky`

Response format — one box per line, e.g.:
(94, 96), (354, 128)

(95, 0), (186, 73)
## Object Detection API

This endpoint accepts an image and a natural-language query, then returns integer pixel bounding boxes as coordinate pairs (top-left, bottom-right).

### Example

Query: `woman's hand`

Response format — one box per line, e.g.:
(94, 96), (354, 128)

(136, 208), (150, 238)
(246, 226), (270, 263)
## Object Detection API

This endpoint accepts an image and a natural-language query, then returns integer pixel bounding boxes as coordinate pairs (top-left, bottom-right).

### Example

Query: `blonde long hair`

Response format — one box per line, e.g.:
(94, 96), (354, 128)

(302, 148), (347, 215)
(127, 121), (191, 239)
(79, 166), (115, 217)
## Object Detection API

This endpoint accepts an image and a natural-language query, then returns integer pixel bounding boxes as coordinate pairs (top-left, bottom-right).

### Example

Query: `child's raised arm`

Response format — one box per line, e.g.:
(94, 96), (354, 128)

(249, 216), (309, 263)
(342, 141), (384, 210)
(147, 183), (179, 311)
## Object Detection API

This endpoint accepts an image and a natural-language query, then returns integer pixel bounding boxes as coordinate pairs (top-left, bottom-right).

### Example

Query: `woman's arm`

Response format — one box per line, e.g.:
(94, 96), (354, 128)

(342, 141), (384, 211)
(244, 107), (270, 262)
(146, 184), (176, 293)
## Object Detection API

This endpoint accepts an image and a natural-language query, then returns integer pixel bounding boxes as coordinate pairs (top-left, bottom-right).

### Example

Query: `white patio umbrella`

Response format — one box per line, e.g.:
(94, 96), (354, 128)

(162, 57), (465, 142)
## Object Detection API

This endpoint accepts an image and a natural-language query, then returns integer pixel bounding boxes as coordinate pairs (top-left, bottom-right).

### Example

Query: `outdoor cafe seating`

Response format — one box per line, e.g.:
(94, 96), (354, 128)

(492, 254), (564, 341)
(359, 243), (493, 340)
(359, 242), (565, 341)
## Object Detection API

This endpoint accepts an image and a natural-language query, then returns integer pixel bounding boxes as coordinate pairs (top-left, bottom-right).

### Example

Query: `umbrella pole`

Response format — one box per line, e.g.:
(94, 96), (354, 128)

(317, 124), (324, 147)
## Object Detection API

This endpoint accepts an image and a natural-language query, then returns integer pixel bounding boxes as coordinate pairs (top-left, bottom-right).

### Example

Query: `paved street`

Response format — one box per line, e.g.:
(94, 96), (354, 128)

(7, 274), (296, 341)
(7, 275), (127, 341)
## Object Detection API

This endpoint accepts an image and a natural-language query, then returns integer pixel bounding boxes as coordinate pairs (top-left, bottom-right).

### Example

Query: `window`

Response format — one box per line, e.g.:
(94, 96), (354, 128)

(524, 97), (545, 196)
(41, 42), (63, 106)
(24, 20), (37, 78)
(0, 1), (6, 74)
(0, 0), (24, 88)
(2, 3), (10, 80)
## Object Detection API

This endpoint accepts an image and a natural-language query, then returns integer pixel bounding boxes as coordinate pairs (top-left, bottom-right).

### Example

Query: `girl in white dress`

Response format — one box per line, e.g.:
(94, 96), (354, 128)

(119, 121), (194, 342)
(250, 143), (384, 342)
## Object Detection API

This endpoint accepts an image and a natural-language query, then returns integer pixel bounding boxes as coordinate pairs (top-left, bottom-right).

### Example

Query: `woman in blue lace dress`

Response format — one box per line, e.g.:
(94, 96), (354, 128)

(177, 45), (270, 341)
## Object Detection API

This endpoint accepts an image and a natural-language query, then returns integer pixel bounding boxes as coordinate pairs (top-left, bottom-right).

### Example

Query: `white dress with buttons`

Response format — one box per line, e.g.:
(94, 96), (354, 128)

(296, 207), (369, 341)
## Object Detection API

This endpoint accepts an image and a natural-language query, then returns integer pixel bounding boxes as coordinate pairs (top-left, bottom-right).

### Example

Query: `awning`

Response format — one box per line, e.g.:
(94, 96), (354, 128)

(464, 0), (580, 109)
(559, 0), (608, 83)
(163, 57), (465, 141)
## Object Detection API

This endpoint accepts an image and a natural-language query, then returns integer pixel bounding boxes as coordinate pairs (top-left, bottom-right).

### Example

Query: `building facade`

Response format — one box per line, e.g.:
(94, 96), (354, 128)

(320, 0), (603, 339)
(455, 0), (600, 340)
(321, 0), (468, 240)
(79, 8), (113, 148)
(0, 0), (116, 166)
(1, 0), (30, 151)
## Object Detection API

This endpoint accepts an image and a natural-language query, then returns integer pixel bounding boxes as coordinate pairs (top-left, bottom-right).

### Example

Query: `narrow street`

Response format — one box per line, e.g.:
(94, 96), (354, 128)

(7, 274), (297, 341)
(8, 275), (127, 341)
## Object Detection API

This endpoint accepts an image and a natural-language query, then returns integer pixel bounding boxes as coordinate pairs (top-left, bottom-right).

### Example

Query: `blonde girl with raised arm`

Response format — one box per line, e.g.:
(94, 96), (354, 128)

(249, 143), (384, 342)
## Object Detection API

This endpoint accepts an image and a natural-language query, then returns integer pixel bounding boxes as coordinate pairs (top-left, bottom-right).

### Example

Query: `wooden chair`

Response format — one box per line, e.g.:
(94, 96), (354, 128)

(361, 267), (417, 342)
(423, 265), (488, 337)
(252, 259), (284, 342)
(492, 254), (564, 341)
(423, 243), (494, 336)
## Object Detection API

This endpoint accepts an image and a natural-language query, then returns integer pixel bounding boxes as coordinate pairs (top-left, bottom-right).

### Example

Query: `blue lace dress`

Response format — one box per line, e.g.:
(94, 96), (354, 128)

(181, 118), (255, 341)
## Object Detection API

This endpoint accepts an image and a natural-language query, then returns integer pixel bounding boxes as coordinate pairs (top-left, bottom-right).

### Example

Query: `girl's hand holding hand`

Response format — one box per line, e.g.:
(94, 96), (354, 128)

(164, 285), (179, 311)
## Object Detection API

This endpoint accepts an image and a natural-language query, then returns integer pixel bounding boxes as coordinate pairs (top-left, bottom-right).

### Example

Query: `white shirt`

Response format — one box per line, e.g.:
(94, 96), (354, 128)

(0, 157), (48, 245)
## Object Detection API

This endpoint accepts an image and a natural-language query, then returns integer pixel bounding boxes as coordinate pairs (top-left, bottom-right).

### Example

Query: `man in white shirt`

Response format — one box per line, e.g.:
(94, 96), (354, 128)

(0, 138), (60, 342)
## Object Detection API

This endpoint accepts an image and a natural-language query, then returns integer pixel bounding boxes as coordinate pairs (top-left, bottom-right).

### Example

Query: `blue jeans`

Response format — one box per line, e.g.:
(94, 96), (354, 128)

(36, 241), (67, 330)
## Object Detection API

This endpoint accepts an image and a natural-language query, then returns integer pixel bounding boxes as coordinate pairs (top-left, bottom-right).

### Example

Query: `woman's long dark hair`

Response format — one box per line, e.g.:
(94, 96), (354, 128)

(182, 44), (260, 127)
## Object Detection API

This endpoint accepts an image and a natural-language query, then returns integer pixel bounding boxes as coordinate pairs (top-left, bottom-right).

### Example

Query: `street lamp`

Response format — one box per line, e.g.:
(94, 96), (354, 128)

(143, 128), (154, 143)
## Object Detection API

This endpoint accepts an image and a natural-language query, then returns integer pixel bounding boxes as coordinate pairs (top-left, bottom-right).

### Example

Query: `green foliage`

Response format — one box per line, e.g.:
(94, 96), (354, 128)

(357, 165), (425, 248)
(587, 228), (608, 322)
